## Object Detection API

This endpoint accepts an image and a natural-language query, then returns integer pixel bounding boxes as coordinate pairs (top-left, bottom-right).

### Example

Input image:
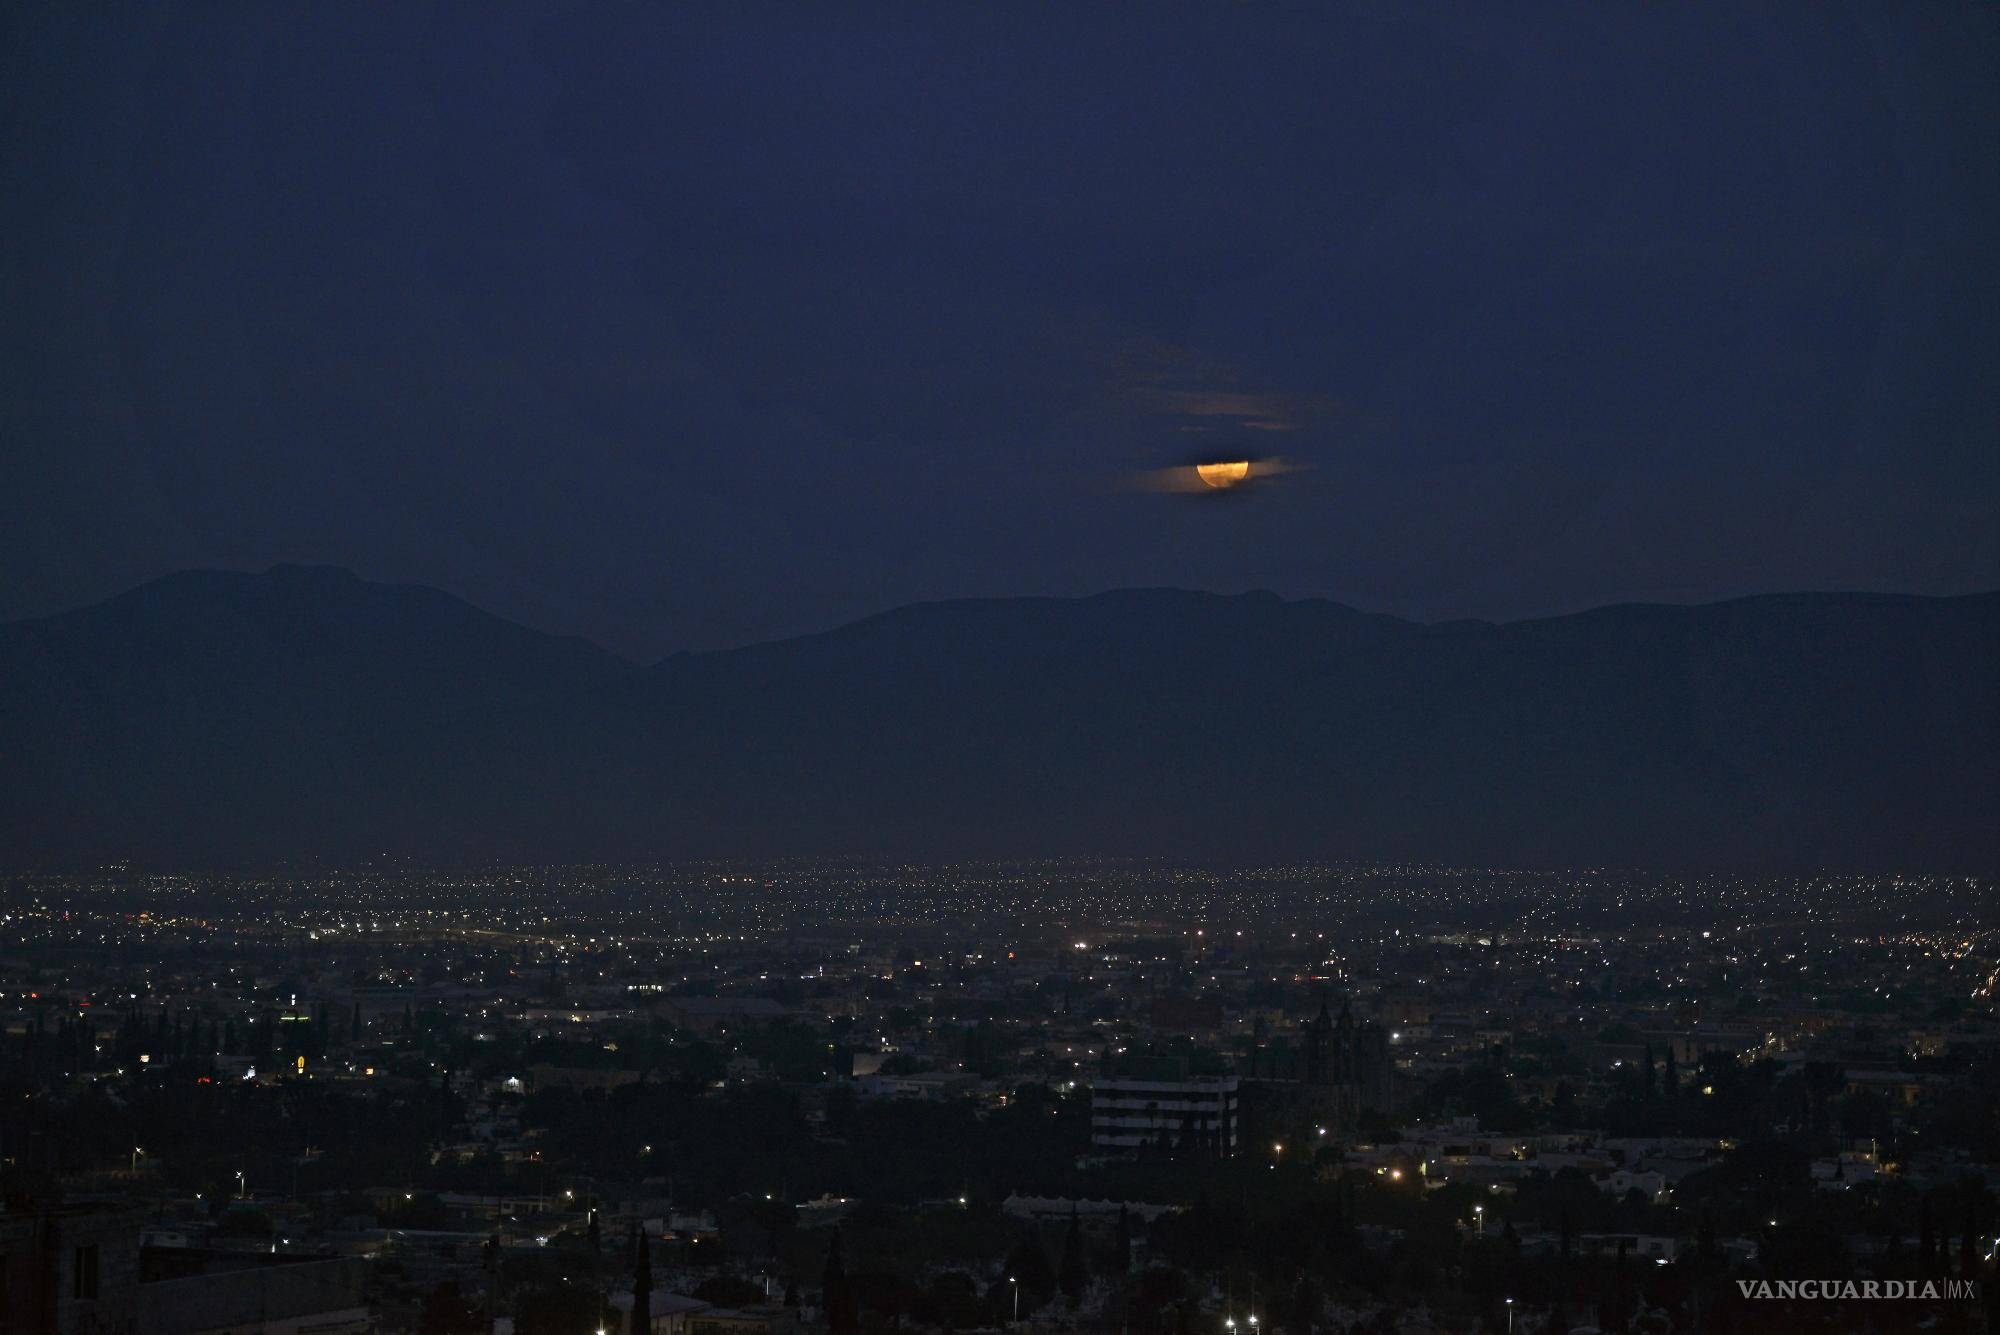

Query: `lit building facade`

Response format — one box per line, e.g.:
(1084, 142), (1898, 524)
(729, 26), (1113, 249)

(1089, 1076), (1241, 1156)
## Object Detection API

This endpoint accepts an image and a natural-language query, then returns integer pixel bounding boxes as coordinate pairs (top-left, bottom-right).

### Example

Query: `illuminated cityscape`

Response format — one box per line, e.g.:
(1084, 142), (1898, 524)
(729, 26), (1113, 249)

(0, 863), (1995, 1331)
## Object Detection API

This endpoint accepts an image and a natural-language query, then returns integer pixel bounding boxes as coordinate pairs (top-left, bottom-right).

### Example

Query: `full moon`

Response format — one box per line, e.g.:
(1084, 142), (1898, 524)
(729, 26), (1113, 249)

(1195, 459), (1252, 489)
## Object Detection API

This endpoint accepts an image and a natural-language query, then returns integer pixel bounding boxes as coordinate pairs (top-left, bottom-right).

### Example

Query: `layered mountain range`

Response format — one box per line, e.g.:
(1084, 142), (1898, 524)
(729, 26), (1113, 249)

(2, 565), (1992, 871)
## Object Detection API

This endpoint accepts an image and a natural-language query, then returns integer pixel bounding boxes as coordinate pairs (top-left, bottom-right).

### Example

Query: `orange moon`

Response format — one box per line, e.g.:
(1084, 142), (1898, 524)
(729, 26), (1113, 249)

(1195, 459), (1252, 489)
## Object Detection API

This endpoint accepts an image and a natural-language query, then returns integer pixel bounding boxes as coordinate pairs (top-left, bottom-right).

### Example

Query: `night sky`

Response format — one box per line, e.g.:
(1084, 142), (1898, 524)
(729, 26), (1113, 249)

(4, 4), (1995, 659)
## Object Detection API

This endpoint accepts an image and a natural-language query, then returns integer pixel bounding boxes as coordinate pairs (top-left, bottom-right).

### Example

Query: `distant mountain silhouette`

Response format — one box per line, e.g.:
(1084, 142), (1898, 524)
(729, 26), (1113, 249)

(2, 568), (1994, 871)
(0, 565), (627, 864)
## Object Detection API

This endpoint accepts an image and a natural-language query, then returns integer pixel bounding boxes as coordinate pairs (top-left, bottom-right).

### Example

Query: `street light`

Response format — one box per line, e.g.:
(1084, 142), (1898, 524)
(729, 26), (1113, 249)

(1473, 1204), (1484, 1236)
(1009, 1276), (1019, 1322)
(1505, 1298), (1514, 1334)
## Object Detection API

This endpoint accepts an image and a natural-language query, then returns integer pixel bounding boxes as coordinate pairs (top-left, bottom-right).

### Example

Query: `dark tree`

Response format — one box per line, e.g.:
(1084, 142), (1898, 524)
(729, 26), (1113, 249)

(1059, 1212), (1088, 1306)
(631, 1228), (652, 1335)
(822, 1229), (858, 1335)
(1004, 1232), (1056, 1304)
(695, 1276), (766, 1307)
(1288, 1275), (1318, 1335)
(419, 1281), (484, 1335)
(514, 1283), (597, 1335)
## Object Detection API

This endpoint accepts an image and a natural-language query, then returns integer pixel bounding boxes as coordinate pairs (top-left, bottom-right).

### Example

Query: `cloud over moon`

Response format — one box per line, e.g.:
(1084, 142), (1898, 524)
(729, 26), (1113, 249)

(1138, 389), (1314, 434)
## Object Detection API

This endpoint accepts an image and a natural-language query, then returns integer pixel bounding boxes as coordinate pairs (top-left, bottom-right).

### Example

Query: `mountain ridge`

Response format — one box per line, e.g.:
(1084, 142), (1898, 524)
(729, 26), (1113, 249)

(17, 564), (1996, 655)
(2, 567), (1994, 871)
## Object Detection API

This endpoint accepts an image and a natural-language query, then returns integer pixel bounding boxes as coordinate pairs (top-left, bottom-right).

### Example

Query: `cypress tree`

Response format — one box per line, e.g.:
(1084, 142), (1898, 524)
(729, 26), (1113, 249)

(1058, 1211), (1087, 1305)
(1287, 1275), (1317, 1335)
(822, 1229), (857, 1335)
(631, 1227), (652, 1335)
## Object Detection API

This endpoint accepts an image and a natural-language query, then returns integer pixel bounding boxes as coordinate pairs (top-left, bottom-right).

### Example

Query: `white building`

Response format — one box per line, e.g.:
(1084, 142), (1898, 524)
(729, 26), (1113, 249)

(1089, 1077), (1240, 1155)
